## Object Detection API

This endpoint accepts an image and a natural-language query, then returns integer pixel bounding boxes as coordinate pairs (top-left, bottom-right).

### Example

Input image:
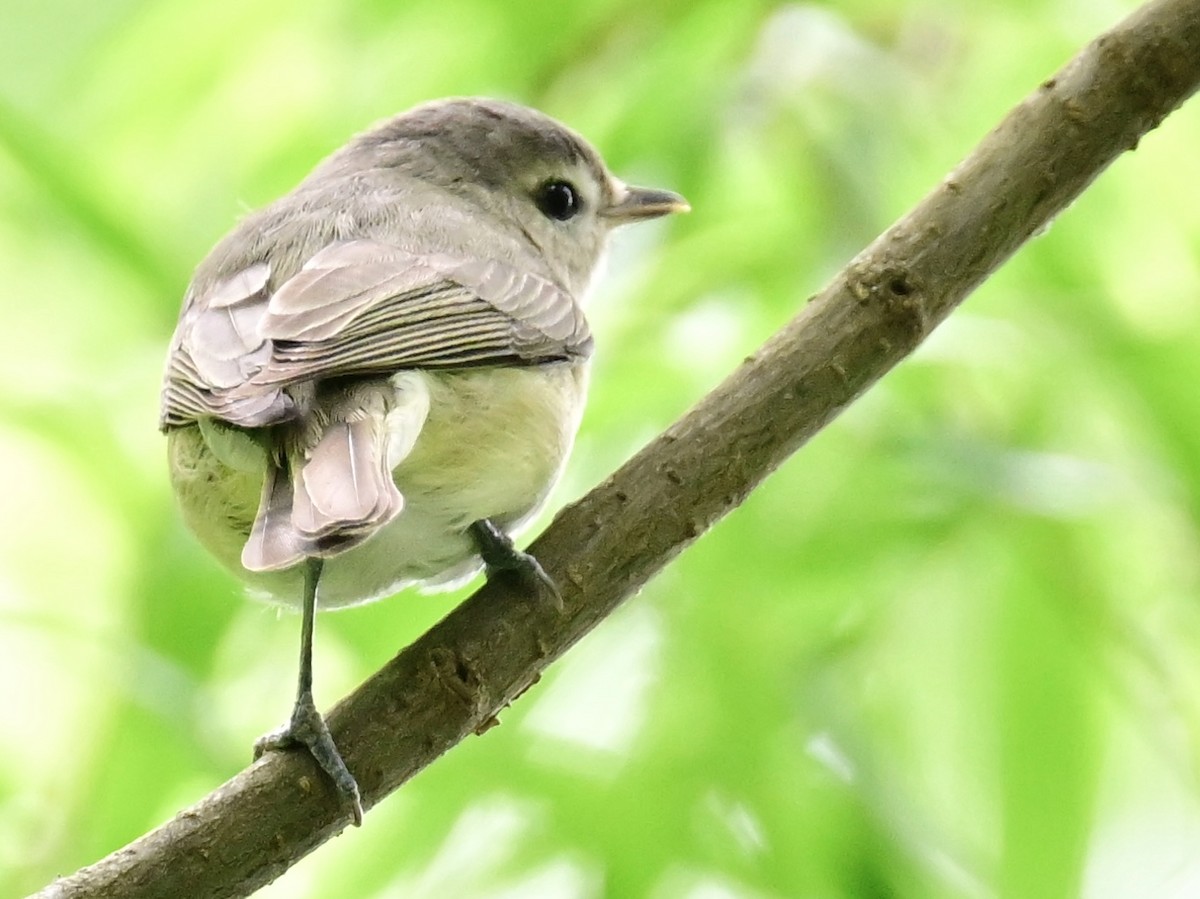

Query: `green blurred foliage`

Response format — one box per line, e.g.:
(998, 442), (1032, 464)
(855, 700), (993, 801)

(2, 0), (1199, 896)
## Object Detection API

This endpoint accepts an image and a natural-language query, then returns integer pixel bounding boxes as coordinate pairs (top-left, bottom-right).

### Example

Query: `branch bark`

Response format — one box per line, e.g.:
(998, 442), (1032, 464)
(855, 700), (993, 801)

(34, 0), (1200, 896)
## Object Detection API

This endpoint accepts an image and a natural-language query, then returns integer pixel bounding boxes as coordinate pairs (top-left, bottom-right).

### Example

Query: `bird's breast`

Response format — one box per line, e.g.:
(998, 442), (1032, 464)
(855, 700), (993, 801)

(394, 362), (590, 525)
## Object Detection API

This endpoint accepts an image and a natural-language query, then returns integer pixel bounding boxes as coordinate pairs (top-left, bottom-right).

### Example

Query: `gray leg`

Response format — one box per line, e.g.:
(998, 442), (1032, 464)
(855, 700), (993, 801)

(254, 557), (364, 825)
(469, 519), (562, 610)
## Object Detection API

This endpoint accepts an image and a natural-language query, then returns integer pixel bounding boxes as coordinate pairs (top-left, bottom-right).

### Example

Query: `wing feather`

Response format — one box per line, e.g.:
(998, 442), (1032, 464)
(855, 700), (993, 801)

(159, 239), (591, 429)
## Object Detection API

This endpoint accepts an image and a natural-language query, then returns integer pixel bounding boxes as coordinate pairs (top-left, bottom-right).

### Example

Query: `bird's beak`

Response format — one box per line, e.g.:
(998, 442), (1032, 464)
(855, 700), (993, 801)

(602, 182), (690, 223)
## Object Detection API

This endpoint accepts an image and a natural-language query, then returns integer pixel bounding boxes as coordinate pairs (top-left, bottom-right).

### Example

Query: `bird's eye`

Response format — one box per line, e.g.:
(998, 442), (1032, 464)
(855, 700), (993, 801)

(534, 180), (581, 221)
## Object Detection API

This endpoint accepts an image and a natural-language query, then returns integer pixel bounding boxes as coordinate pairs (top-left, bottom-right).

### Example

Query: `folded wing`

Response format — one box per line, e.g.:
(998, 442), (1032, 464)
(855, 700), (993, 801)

(160, 239), (592, 429)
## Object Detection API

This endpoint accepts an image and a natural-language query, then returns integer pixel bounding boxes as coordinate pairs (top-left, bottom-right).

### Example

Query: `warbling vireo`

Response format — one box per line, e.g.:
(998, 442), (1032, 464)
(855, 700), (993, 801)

(160, 97), (688, 823)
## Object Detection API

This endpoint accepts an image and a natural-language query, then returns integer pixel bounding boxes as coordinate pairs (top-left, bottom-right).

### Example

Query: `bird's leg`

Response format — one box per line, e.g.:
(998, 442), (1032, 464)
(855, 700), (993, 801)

(254, 557), (364, 825)
(469, 519), (562, 610)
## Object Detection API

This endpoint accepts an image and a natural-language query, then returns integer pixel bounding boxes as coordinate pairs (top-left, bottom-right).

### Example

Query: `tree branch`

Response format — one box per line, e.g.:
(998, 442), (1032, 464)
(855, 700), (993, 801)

(33, 0), (1200, 896)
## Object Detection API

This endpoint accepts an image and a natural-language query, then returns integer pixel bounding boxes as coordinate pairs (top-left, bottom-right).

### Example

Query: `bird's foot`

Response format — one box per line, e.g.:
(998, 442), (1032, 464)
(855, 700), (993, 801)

(254, 689), (364, 826)
(469, 519), (563, 611)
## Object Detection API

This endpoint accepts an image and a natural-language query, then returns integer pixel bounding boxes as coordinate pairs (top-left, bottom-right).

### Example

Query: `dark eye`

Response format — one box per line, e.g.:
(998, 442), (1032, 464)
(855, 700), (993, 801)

(534, 180), (581, 221)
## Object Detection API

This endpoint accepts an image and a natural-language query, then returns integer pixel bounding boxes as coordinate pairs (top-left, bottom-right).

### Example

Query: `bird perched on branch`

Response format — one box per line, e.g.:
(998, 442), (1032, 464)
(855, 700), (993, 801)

(160, 97), (688, 823)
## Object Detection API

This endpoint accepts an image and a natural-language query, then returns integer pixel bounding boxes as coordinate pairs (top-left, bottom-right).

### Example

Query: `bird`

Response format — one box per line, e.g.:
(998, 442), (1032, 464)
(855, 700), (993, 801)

(160, 97), (688, 824)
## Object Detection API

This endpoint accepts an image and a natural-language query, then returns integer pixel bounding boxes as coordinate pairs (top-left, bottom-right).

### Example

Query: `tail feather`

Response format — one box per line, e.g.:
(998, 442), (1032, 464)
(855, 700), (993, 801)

(295, 417), (403, 549)
(242, 458), (308, 571)
(239, 377), (429, 571)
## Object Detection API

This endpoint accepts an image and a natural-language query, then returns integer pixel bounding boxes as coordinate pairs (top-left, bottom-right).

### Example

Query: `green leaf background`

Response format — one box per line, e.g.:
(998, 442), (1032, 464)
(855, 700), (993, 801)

(3, 1), (1199, 896)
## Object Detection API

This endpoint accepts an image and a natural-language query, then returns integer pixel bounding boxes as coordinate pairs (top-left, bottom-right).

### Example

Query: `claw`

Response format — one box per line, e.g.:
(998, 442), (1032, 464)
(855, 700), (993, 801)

(255, 690), (364, 826)
(469, 519), (563, 611)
